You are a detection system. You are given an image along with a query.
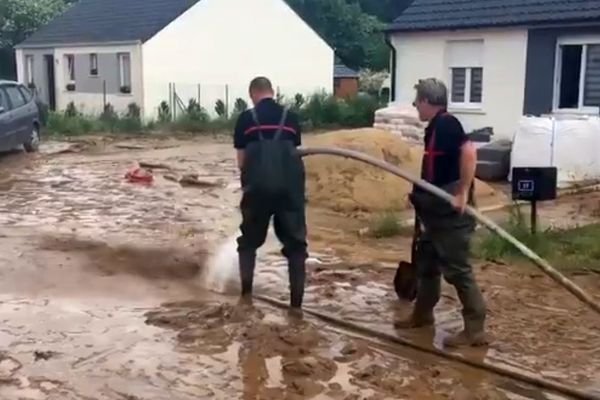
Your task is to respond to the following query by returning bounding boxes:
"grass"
[369,212,414,238]
[475,206,600,272]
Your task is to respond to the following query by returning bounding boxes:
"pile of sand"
[303,129,505,213]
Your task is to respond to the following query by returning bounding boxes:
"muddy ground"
[0,135,599,399]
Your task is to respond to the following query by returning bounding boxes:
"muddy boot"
[288,254,306,309]
[394,277,440,329]
[239,252,256,298]
[444,282,487,348]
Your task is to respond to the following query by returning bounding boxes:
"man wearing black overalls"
[233,77,307,312]
[395,78,487,347]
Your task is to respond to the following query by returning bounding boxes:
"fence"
[148,81,329,121]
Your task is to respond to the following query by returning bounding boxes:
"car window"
[18,85,33,103]
[0,89,9,112]
[4,85,27,110]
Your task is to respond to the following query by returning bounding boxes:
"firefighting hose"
[254,146,600,400]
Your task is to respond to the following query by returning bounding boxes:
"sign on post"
[511,167,558,234]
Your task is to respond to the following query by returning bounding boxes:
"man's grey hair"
[414,78,448,107]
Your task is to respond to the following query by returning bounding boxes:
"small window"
[0,89,9,112]
[118,52,131,93]
[65,54,75,83]
[4,85,27,109]
[90,53,98,76]
[25,55,34,85]
[450,67,483,106]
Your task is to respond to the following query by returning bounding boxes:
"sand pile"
[303,129,505,213]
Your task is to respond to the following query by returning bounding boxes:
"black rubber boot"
[444,281,487,348]
[238,252,256,297]
[288,254,306,309]
[394,276,440,329]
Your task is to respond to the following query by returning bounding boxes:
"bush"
[127,103,141,119]
[369,213,403,238]
[215,99,226,117]
[158,101,171,123]
[234,98,248,114]
[65,102,79,117]
[186,98,209,122]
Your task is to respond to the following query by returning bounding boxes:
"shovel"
[393,216,420,302]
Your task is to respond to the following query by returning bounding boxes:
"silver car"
[0,80,41,153]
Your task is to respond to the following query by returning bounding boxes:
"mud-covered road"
[0,136,599,399]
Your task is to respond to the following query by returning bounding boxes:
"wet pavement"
[0,137,599,399]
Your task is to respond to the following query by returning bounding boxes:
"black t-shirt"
[234,98,301,149]
[421,111,468,187]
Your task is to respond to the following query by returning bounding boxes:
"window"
[118,52,131,93]
[90,53,98,76]
[18,85,33,103]
[554,40,600,111]
[25,55,34,85]
[4,85,27,109]
[0,89,8,112]
[65,54,75,83]
[446,40,484,108]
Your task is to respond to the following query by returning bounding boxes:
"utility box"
[511,167,558,201]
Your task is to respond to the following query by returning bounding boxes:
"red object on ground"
[125,167,154,184]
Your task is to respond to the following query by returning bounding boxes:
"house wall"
[16,48,55,105]
[32,43,143,115]
[334,77,359,98]
[17,44,142,115]
[524,25,600,116]
[391,28,528,141]
[141,0,333,118]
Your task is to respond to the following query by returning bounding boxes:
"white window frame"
[25,55,34,85]
[65,54,75,83]
[449,67,483,110]
[90,53,98,76]
[553,36,600,114]
[117,52,131,89]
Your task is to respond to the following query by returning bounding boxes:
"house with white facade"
[15,0,333,119]
[386,0,600,141]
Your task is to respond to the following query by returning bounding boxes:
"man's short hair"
[249,77,273,93]
[414,78,448,107]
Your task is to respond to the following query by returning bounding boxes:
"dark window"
[451,68,466,103]
[470,67,483,103]
[90,53,98,76]
[584,44,600,108]
[4,85,27,110]
[558,45,582,109]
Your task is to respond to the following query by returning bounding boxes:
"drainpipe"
[384,33,397,103]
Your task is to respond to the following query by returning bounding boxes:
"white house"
[386,0,600,141]
[15,0,334,119]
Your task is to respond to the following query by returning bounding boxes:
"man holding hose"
[395,78,487,347]
[233,77,308,313]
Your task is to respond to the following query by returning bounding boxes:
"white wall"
[391,28,528,141]
[53,43,143,115]
[15,49,25,84]
[142,0,334,119]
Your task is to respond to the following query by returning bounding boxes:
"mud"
[0,136,599,399]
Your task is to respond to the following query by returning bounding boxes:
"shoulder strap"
[250,108,264,141]
[273,106,289,141]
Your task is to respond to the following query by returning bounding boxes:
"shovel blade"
[394,261,417,302]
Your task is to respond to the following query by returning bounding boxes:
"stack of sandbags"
[373,104,426,141]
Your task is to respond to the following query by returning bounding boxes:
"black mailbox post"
[511,167,558,234]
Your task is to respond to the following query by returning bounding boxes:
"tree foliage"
[0,0,67,48]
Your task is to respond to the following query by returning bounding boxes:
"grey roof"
[334,64,359,78]
[389,0,600,32]
[18,0,200,47]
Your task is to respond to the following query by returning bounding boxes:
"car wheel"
[24,124,40,153]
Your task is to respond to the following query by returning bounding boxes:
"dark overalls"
[409,111,486,337]
[233,98,308,308]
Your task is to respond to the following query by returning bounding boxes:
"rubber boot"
[288,254,306,310]
[238,252,256,298]
[443,282,488,347]
[394,276,440,329]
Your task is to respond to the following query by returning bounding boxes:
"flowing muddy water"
[0,136,598,399]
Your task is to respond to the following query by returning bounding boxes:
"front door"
[45,55,56,111]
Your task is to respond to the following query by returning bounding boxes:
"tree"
[286,0,389,70]
[0,0,68,79]
[353,0,414,22]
